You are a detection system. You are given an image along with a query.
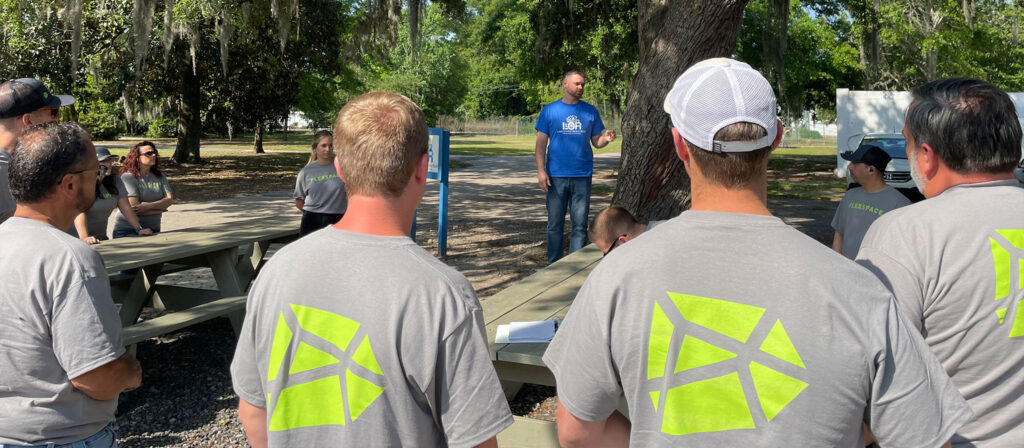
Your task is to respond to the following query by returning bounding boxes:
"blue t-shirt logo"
[535,100,604,177]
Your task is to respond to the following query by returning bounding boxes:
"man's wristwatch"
[135,226,144,233]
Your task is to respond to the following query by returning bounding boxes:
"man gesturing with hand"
[535,68,615,264]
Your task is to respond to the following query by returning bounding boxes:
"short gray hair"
[906,78,1022,174]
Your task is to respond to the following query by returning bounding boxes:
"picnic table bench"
[484,245,603,447]
[96,214,301,343]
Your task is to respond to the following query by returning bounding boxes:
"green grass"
[774,146,836,156]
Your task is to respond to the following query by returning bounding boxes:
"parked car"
[839,133,924,202]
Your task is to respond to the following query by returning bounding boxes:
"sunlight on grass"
[775,146,836,156]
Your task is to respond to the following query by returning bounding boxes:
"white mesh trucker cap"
[663,58,778,153]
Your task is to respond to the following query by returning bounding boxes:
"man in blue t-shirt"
[535,68,616,263]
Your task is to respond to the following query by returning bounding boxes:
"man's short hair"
[334,91,429,197]
[687,122,773,189]
[589,205,638,246]
[906,78,1022,174]
[563,68,585,81]
[10,122,92,203]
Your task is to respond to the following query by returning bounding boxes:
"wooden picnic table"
[484,245,602,447]
[95,214,301,335]
[483,245,603,388]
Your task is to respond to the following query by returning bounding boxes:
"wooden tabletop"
[483,245,602,367]
[95,214,301,272]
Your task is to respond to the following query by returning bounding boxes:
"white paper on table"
[495,324,511,344]
[494,320,558,344]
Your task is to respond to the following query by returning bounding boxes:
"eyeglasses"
[602,234,628,257]
[141,151,158,157]
[57,166,102,184]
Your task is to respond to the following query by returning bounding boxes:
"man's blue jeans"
[0,425,117,448]
[546,176,591,263]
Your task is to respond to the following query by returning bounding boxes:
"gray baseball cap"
[0,78,76,119]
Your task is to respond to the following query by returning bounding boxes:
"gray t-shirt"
[294,162,347,214]
[544,211,971,447]
[230,228,512,447]
[0,218,124,445]
[857,179,1024,447]
[831,186,911,259]
[67,178,125,239]
[0,148,14,224]
[114,171,171,231]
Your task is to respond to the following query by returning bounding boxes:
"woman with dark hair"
[294,130,347,236]
[68,146,153,243]
[112,141,174,238]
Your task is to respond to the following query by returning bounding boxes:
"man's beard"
[76,185,96,212]
[909,148,928,193]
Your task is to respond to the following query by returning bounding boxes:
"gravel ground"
[108,153,841,444]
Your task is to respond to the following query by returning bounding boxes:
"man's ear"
[333,156,345,181]
[672,128,690,165]
[918,142,941,179]
[771,118,783,151]
[413,152,429,184]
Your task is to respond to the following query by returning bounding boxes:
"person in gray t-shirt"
[0,78,76,224]
[231,92,512,447]
[68,146,153,243]
[0,123,141,447]
[544,58,971,448]
[858,78,1024,447]
[112,141,174,237]
[831,145,911,259]
[294,130,347,236]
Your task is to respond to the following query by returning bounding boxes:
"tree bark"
[173,49,202,164]
[253,121,265,153]
[409,0,420,47]
[613,0,749,221]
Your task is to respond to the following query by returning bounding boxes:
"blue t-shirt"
[535,99,604,177]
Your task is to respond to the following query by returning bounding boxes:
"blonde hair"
[589,206,638,247]
[334,91,428,197]
[687,122,773,189]
[308,130,333,165]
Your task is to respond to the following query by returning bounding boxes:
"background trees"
[2,0,1022,214]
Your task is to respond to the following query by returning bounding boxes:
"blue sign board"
[412,128,450,255]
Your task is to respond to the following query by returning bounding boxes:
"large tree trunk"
[253,121,265,153]
[613,0,749,221]
[173,51,202,164]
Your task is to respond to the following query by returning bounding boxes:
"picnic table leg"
[234,240,270,286]
[115,264,164,328]
[207,247,248,336]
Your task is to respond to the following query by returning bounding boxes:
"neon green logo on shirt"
[646,293,808,436]
[989,229,1024,338]
[265,304,385,431]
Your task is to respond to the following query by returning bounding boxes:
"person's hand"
[82,236,100,245]
[122,354,142,392]
[131,203,145,213]
[137,228,153,236]
[602,129,616,144]
[538,171,551,192]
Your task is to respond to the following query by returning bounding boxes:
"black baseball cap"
[0,78,76,119]
[95,146,113,162]
[841,145,891,171]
